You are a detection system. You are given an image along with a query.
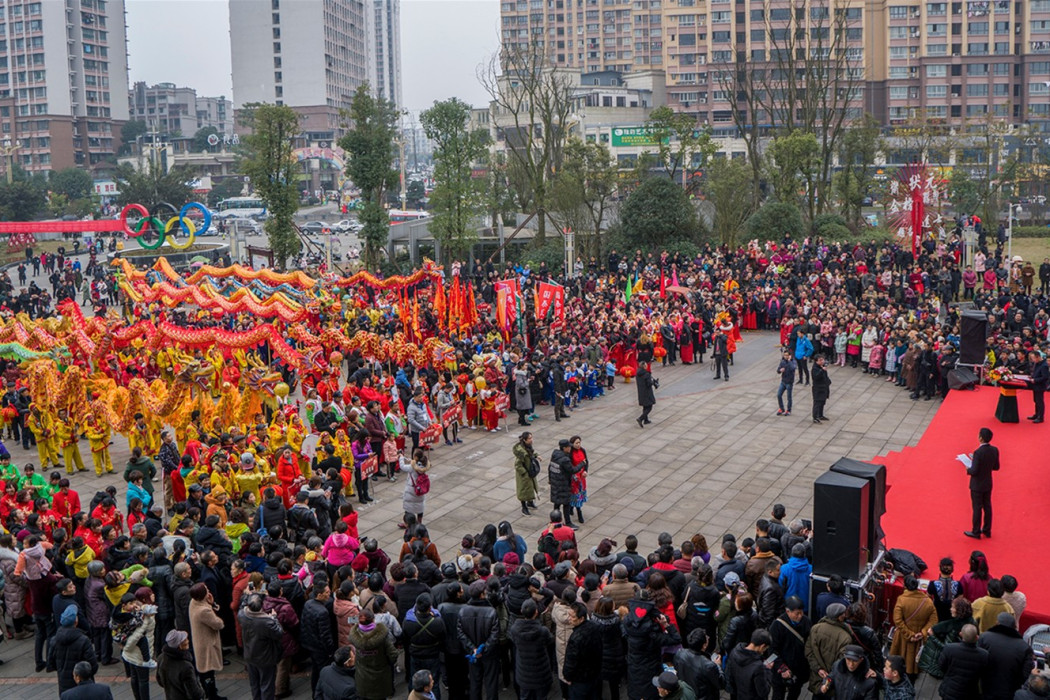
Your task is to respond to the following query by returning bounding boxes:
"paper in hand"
[956,454,972,469]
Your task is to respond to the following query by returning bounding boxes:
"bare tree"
[479,44,575,244]
[715,1,864,214]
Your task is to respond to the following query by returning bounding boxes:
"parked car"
[332,219,360,233]
[300,221,331,235]
[228,218,262,234]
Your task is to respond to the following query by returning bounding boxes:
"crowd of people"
[0,218,1046,700]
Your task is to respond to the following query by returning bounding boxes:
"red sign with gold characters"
[419,424,442,447]
[360,454,379,479]
[441,403,461,428]
[494,393,510,414]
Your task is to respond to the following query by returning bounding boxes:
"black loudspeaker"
[960,309,988,365]
[829,458,886,560]
[813,471,871,580]
[948,367,979,391]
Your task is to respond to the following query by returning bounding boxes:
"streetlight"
[1,139,21,184]
[1007,202,1023,264]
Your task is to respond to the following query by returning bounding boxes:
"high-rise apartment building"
[372,0,402,108]
[0,0,129,175]
[128,82,233,139]
[499,0,1050,132]
[230,0,372,140]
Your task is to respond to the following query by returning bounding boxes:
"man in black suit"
[1028,351,1049,423]
[965,427,999,539]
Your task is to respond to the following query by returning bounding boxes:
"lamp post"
[1,139,21,184]
[1007,202,1022,264]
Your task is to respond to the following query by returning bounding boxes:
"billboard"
[610,126,666,148]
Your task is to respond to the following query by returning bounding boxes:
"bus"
[388,209,428,224]
[216,197,267,219]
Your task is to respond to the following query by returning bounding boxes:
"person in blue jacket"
[795,333,814,386]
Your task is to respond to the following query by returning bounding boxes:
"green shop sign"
[610,127,666,148]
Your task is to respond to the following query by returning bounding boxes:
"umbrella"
[665,285,692,297]
[190,255,210,263]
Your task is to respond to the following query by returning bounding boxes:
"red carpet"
[872,388,1047,629]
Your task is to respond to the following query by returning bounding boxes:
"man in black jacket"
[548,440,582,529]
[171,562,193,633]
[301,583,336,693]
[395,563,431,623]
[726,628,772,700]
[636,363,657,426]
[810,355,831,424]
[551,357,570,421]
[768,596,810,700]
[59,661,113,700]
[508,598,555,700]
[673,629,724,700]
[439,583,470,700]
[238,594,285,700]
[313,403,337,436]
[965,426,999,539]
[757,560,785,628]
[286,491,320,542]
[314,646,357,700]
[563,602,603,699]
[827,645,878,700]
[457,580,500,700]
[938,624,989,700]
[977,612,1035,700]
[51,605,97,695]
[402,592,446,693]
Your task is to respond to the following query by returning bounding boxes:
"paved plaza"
[0,320,944,698]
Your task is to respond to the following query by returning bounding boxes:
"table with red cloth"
[995,376,1031,423]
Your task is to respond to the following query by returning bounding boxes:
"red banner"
[441,403,461,427]
[551,285,565,328]
[360,454,378,479]
[419,423,442,447]
[536,281,556,322]
[494,392,509,414]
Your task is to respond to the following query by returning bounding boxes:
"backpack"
[413,472,431,496]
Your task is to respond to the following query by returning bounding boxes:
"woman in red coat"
[276,446,301,508]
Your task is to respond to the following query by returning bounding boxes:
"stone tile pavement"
[0,330,942,698]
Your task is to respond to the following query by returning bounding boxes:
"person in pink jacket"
[322,520,360,579]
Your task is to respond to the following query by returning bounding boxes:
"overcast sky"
[125,0,499,114]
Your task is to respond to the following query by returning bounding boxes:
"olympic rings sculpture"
[119,202,211,250]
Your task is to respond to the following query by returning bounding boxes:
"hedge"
[1012,226,1050,239]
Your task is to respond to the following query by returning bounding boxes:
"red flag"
[660,269,666,299]
[468,283,479,328]
[434,280,446,332]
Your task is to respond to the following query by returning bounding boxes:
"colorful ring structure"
[118,201,212,249]
[164,216,196,250]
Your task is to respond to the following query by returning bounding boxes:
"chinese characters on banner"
[535,281,566,328]
[360,454,379,479]
[495,279,522,339]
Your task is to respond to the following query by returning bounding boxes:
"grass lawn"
[1008,236,1050,263]
[0,239,69,267]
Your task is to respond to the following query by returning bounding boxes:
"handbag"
[526,455,541,478]
[676,585,691,619]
